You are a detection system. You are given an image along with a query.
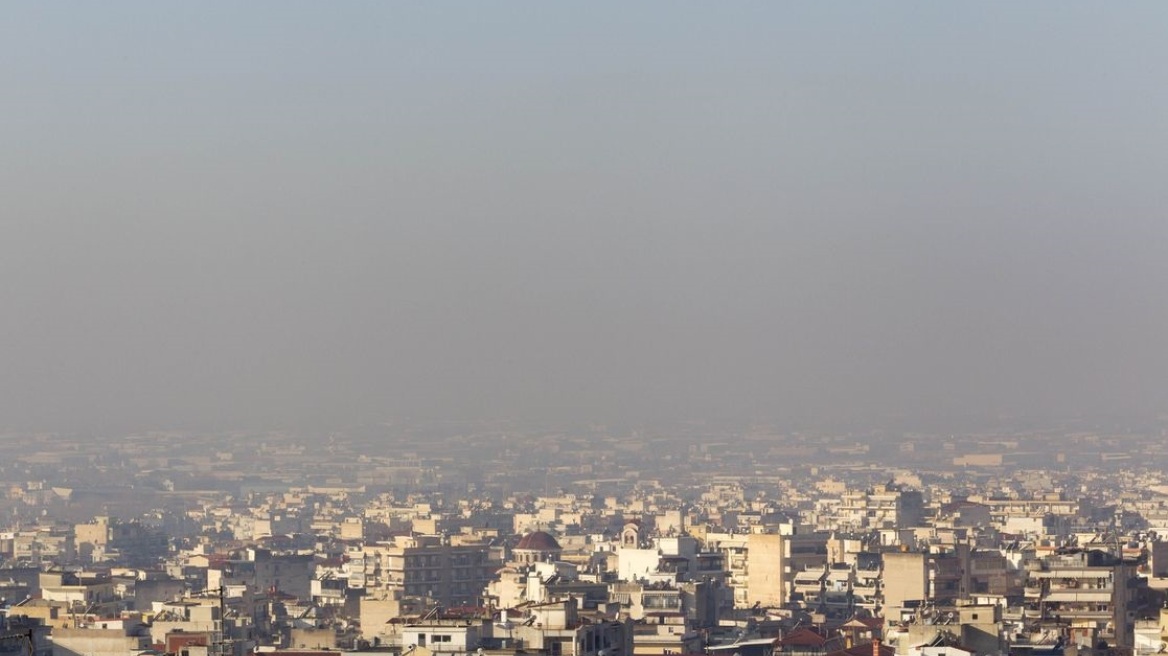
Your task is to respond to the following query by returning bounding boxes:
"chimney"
[872,638,881,656]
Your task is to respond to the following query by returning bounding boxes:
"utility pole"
[218,582,229,656]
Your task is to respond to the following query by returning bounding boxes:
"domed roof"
[515,530,562,552]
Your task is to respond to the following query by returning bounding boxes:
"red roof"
[827,643,895,656]
[781,628,829,647]
[840,616,883,630]
[515,531,561,551]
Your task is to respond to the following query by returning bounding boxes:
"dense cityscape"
[1,421,1166,656]
[7,4,1168,656]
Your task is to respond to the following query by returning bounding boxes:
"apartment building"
[362,534,499,607]
[837,485,925,531]
[1023,548,1141,649]
[745,529,829,608]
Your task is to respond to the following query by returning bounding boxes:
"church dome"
[515,530,562,552]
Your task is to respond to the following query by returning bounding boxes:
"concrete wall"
[51,628,148,656]
[745,534,784,607]
[882,551,927,618]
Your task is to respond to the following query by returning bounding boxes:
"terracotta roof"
[826,643,895,656]
[515,531,561,551]
[780,628,829,647]
[840,617,883,630]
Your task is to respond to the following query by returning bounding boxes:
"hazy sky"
[3,3,1167,433]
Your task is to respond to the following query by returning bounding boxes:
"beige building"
[1024,549,1139,650]
[745,530,828,608]
[51,628,150,656]
[362,534,499,607]
[885,605,1004,656]
[881,551,927,620]
[836,484,924,531]
[511,599,634,656]
[882,547,971,620]
[358,591,424,642]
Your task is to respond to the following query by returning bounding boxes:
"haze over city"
[3,3,1167,433]
[10,8,1168,656]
